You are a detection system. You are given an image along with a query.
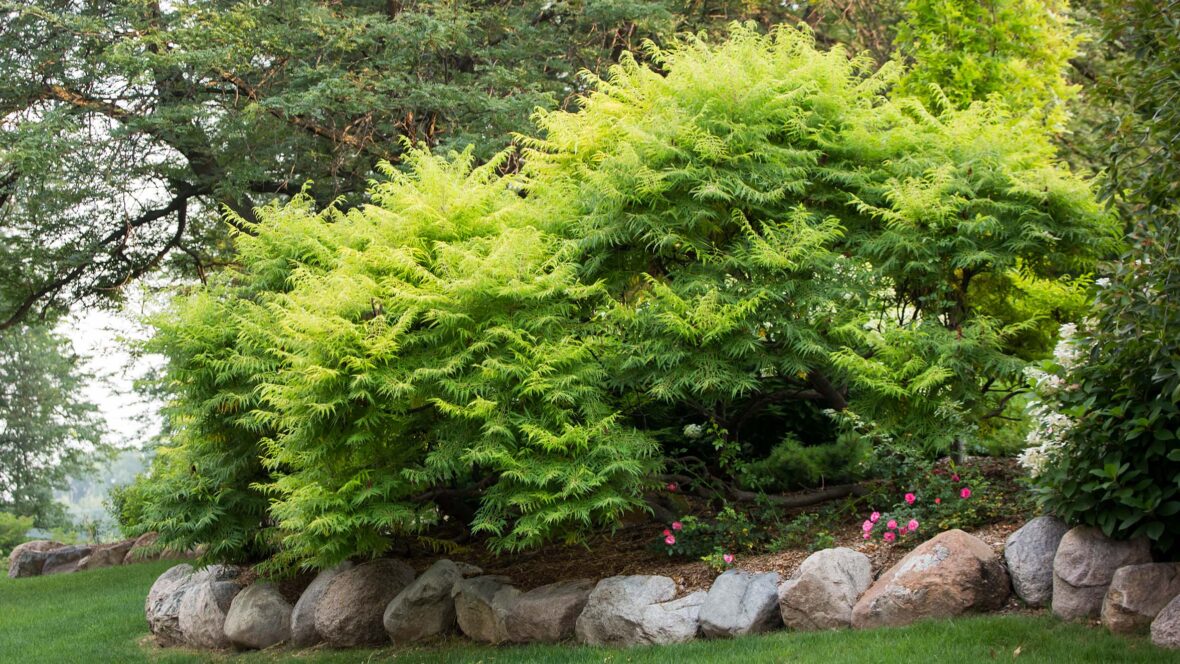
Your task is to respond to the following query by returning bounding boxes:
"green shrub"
[0,512,33,555]
[1023,227,1180,554]
[136,25,1112,570]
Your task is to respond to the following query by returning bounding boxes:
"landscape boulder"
[1052,526,1152,621]
[289,562,352,647]
[699,570,781,637]
[224,583,293,649]
[40,544,92,575]
[383,559,465,643]
[453,575,521,643]
[575,575,707,646]
[779,547,872,631]
[851,529,1009,629]
[1152,594,1180,649]
[504,578,595,643]
[1004,516,1069,607]
[77,539,136,572]
[6,540,63,578]
[145,564,196,646]
[1101,563,1180,634]
[124,532,163,563]
[176,565,244,649]
[314,559,415,648]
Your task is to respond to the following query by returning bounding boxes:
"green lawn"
[1,560,1177,664]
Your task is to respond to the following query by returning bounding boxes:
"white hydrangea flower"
[683,423,704,439]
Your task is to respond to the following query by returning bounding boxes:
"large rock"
[314,559,415,648]
[6,540,63,578]
[780,547,872,631]
[1152,594,1180,649]
[1004,516,1069,607]
[224,583,293,649]
[504,579,595,643]
[145,564,196,646]
[1101,563,1180,635]
[124,532,163,563]
[1052,526,1152,621]
[699,570,781,637]
[289,562,352,647]
[41,544,93,575]
[77,539,136,572]
[176,565,244,649]
[575,575,707,646]
[851,529,1009,629]
[453,575,521,643]
[383,560,464,643]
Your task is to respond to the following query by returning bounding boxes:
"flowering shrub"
[1023,231,1180,554]
[657,506,769,560]
[861,465,1000,542]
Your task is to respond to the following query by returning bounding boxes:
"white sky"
[58,294,164,451]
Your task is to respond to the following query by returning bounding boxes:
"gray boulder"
[176,565,243,649]
[77,539,136,572]
[453,575,521,643]
[699,570,781,637]
[780,547,873,631]
[852,529,1009,629]
[314,559,415,648]
[1101,563,1180,634]
[145,564,196,646]
[41,544,93,575]
[575,575,706,646]
[1004,516,1069,607]
[224,583,293,649]
[6,540,63,578]
[383,559,464,643]
[504,579,595,643]
[1052,526,1152,621]
[289,562,352,647]
[1152,594,1180,649]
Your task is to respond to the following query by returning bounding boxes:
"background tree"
[0,0,811,329]
[892,0,1079,123]
[0,324,106,527]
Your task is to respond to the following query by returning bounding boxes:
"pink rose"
[898,526,908,535]
[886,519,898,530]
[870,511,880,523]
[663,529,671,537]
[908,519,919,531]
[883,531,896,543]
[665,534,676,545]
[862,520,873,532]
[671,521,683,531]
[863,532,871,540]
[960,487,972,499]
[667,482,679,492]
[951,473,960,482]
[935,498,941,504]
[723,553,734,564]
[904,492,916,505]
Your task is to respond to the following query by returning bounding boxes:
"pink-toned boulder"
[851,529,1009,629]
[1101,563,1180,634]
[77,539,136,571]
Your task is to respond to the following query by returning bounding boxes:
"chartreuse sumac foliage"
[136,25,1113,570]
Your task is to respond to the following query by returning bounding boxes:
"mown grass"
[1,560,1177,664]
